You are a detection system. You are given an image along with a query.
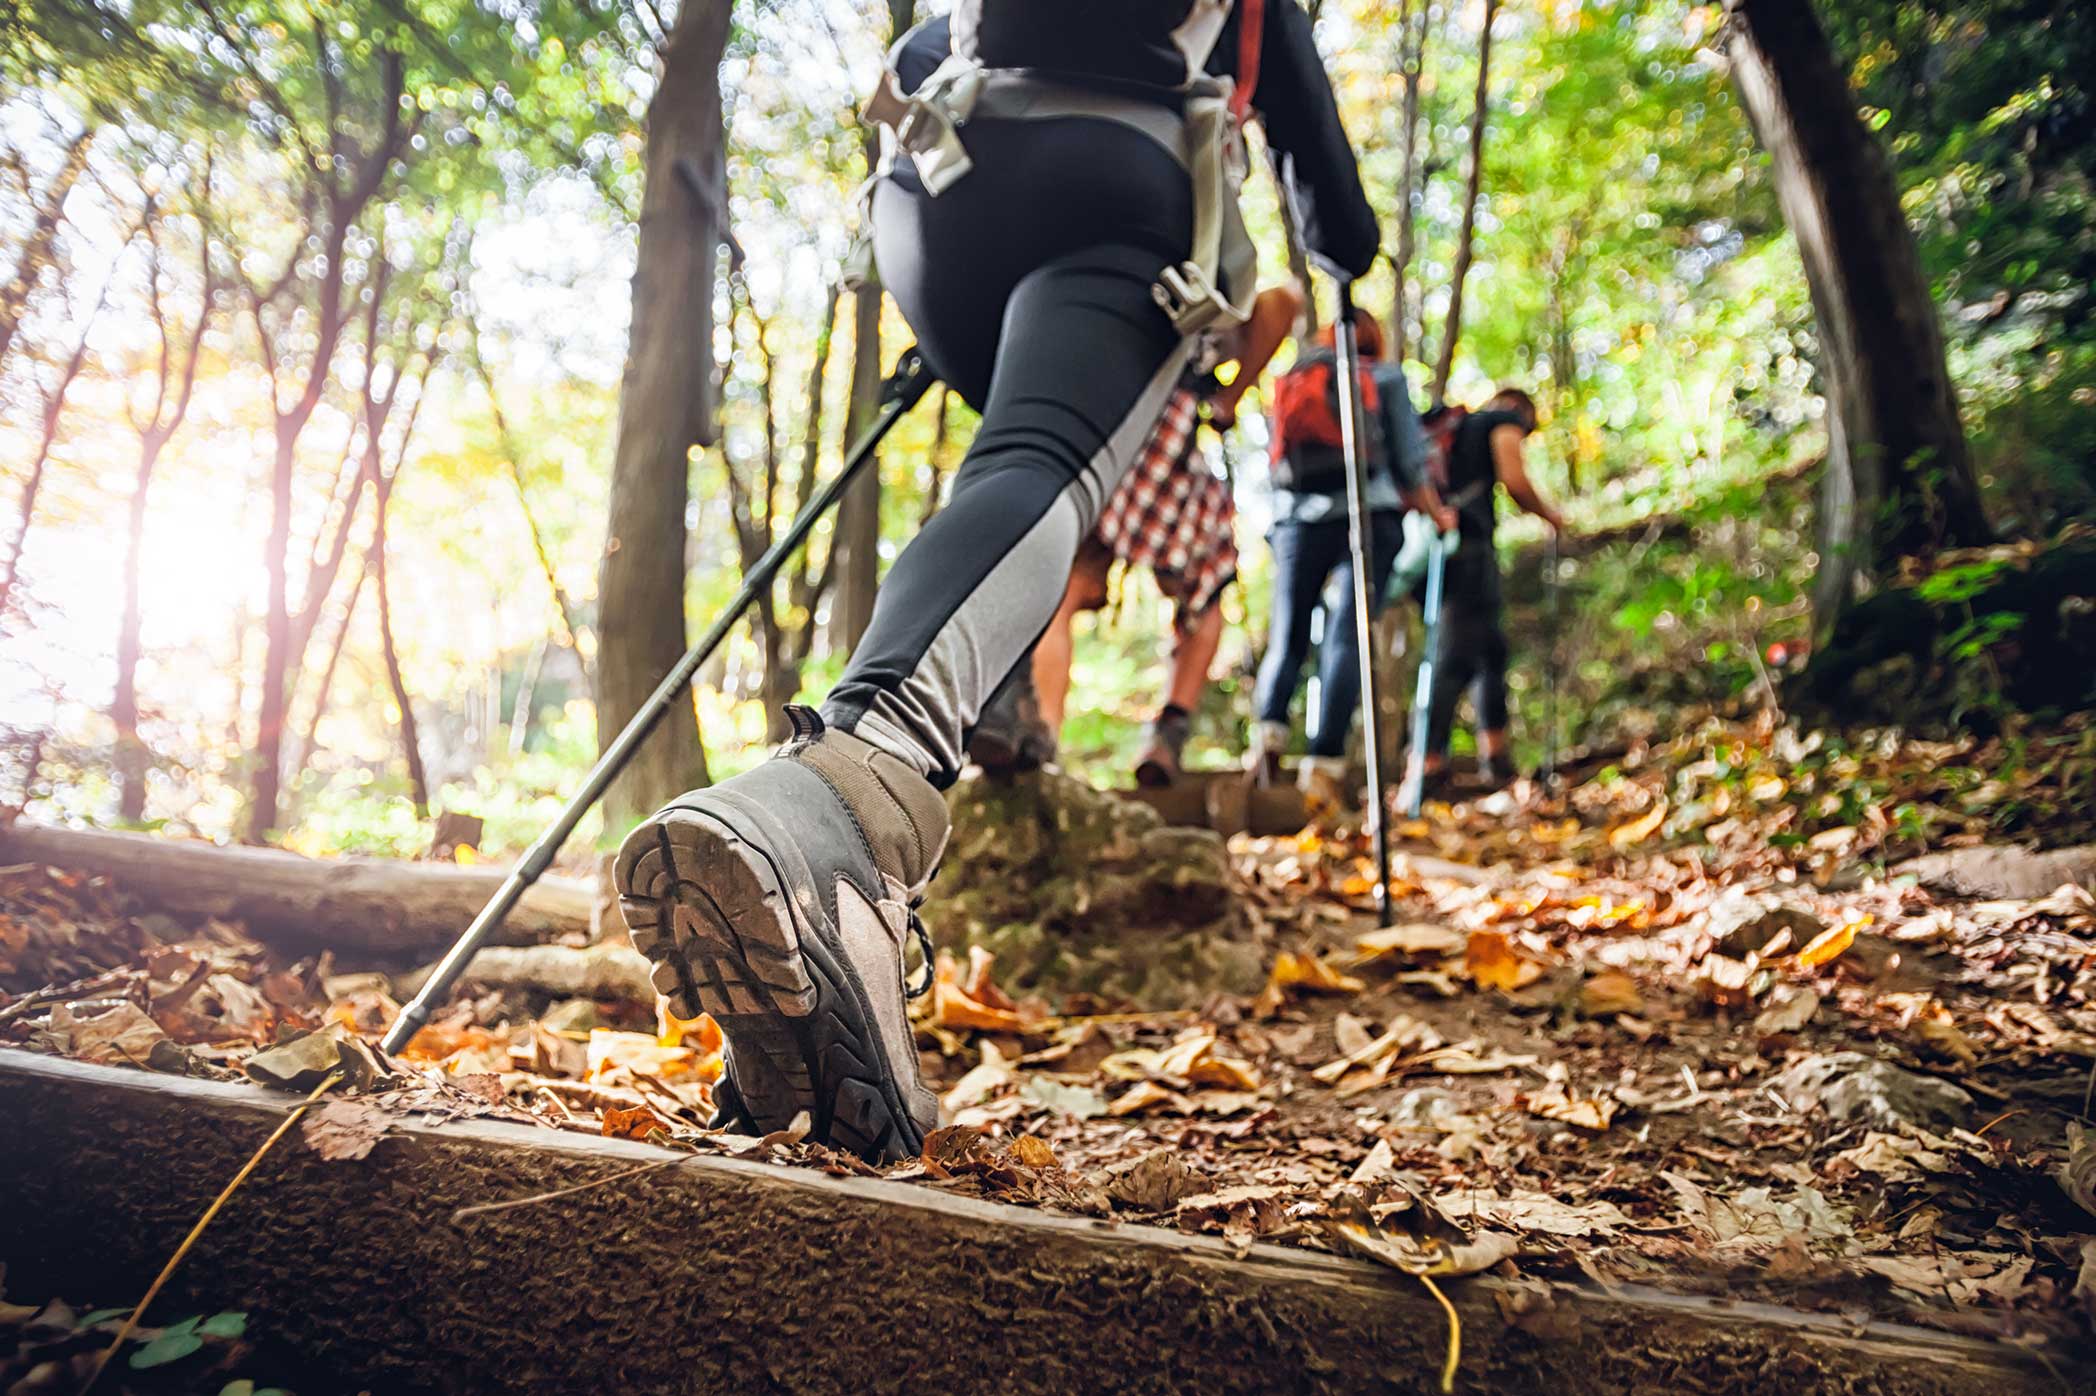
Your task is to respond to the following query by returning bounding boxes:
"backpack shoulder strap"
[1229,0,1265,125]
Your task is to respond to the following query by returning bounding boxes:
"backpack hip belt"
[865,59,1258,339]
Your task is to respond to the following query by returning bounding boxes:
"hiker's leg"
[1252,519,1338,745]
[1033,539,1112,733]
[1208,281,1304,429]
[1165,602,1224,712]
[618,114,1190,1162]
[822,246,1190,783]
[1308,511,1401,759]
[1472,563,1512,779]
[1426,540,1499,766]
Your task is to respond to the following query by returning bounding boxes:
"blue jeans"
[1253,512,1402,758]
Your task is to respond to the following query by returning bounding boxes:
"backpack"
[1267,348,1381,493]
[1418,402,1469,493]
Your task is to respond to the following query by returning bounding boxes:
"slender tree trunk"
[1430,0,1498,402]
[830,274,884,650]
[595,0,732,834]
[373,481,430,816]
[1389,0,1427,364]
[248,425,300,842]
[509,634,549,757]
[0,297,104,621]
[0,129,91,371]
[829,0,915,653]
[112,435,167,821]
[1722,0,1988,624]
[291,547,371,774]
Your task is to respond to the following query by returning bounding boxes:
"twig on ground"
[1418,1271,1460,1394]
[82,1069,343,1392]
[451,1156,683,1223]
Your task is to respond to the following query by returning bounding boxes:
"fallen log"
[0,1050,2068,1396]
[391,942,654,1002]
[0,823,593,956]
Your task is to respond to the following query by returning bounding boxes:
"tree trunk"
[830,277,885,651]
[1430,0,1498,402]
[0,284,108,620]
[112,436,167,822]
[594,0,732,836]
[1389,0,1427,365]
[828,0,914,653]
[0,128,91,371]
[0,822,593,953]
[1721,0,1989,624]
[373,481,430,817]
[290,546,371,775]
[247,425,300,842]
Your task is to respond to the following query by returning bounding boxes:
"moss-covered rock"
[921,770,1262,1008]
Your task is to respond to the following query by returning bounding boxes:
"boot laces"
[903,905,936,1000]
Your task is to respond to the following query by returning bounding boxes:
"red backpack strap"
[1230,0,1265,125]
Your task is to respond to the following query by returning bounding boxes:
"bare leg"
[1164,603,1224,713]
[1206,282,1305,428]
[1032,541,1112,734]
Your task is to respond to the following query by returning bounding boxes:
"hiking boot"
[1133,707,1192,788]
[1298,756,1350,820]
[614,706,949,1162]
[1244,719,1289,787]
[968,663,1057,774]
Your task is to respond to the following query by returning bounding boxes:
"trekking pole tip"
[380,998,432,1056]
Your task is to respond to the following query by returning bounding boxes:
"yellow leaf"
[1465,931,1542,992]
[1608,799,1669,852]
[1795,920,1859,969]
[1009,1134,1059,1169]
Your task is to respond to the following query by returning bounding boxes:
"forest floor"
[3,711,2094,1385]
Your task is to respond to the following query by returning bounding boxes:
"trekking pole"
[1542,528,1561,794]
[1331,281,1392,926]
[1404,529,1451,819]
[382,347,935,1055]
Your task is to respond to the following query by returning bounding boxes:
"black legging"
[819,117,1194,786]
[1424,537,1510,754]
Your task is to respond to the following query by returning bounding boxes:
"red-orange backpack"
[1267,348,1381,493]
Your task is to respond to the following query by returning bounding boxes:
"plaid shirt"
[1094,385,1238,626]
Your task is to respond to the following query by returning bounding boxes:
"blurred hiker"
[1249,311,1455,813]
[971,282,1305,788]
[615,0,1378,1162]
[1398,386,1564,807]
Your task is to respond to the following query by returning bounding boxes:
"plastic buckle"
[1152,263,1227,335]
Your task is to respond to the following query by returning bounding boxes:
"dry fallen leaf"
[45,1000,166,1066]
[1578,970,1644,1019]
[601,1104,670,1140]
[1009,1134,1058,1170]
[1607,799,1668,852]
[1753,986,1820,1036]
[1252,949,1365,1016]
[1526,1084,1618,1132]
[1796,919,1860,970]
[1465,930,1543,992]
[1099,1147,1204,1211]
[1352,923,1467,965]
[301,1098,392,1161]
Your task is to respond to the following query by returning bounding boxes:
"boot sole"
[614,807,926,1163]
